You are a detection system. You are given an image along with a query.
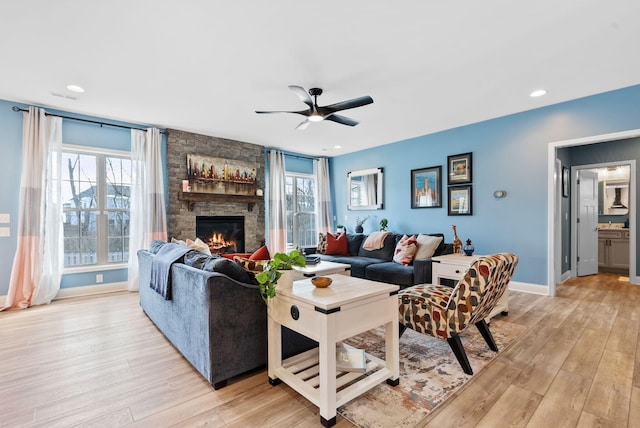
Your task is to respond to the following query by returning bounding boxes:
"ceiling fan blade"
[288,85,314,109]
[324,95,373,113]
[295,119,310,130]
[255,109,310,116]
[325,114,359,127]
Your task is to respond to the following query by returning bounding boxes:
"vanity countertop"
[597,223,629,230]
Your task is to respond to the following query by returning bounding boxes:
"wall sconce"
[493,190,507,198]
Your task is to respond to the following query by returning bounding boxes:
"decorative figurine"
[463,239,475,256]
[452,225,462,255]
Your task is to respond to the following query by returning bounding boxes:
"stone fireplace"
[166,129,265,252]
[196,216,245,254]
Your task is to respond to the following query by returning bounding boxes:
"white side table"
[267,275,399,427]
[431,254,509,319]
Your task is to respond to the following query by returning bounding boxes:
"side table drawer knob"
[290,305,300,320]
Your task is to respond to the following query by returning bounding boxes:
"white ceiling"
[1,1,639,156]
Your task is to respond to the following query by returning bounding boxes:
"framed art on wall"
[411,166,442,208]
[448,185,472,215]
[447,152,472,185]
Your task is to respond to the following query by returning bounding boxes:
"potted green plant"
[256,249,306,304]
[336,224,345,234]
[379,218,388,231]
[355,215,369,233]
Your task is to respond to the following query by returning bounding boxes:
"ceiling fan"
[255,85,373,130]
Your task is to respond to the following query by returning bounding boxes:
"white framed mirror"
[347,167,383,210]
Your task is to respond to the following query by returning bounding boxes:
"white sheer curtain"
[268,150,287,253]
[314,157,333,234]
[3,107,63,310]
[127,128,167,291]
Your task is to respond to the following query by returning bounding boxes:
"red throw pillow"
[249,245,271,260]
[325,232,349,256]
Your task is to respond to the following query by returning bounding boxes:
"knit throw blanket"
[362,231,391,250]
[150,243,192,300]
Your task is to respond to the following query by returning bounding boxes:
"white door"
[577,170,599,276]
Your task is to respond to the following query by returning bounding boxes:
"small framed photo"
[447,152,472,185]
[562,167,569,198]
[448,185,472,216]
[411,166,442,208]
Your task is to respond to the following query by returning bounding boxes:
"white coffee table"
[432,254,508,319]
[267,275,399,427]
[293,260,350,279]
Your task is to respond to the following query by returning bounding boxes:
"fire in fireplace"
[196,216,244,254]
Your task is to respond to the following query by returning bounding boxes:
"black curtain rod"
[282,152,321,161]
[12,106,165,134]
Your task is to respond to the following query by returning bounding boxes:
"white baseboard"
[0,282,129,307]
[560,270,573,283]
[509,280,550,296]
[54,282,130,300]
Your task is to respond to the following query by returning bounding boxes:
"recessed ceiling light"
[334,145,342,149]
[66,84,85,93]
[530,89,548,98]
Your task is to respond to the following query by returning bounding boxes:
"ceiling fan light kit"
[256,85,373,130]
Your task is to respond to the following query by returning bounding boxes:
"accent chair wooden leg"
[446,335,473,375]
[475,319,499,352]
[399,323,407,338]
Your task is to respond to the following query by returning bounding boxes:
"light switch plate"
[0,227,10,237]
[0,213,9,223]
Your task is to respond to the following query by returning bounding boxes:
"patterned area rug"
[338,319,527,428]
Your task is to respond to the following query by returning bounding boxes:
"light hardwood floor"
[1,273,638,427]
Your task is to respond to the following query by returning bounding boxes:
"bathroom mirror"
[594,165,630,216]
[348,167,383,210]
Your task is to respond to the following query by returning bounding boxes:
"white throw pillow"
[414,234,443,259]
[185,237,212,255]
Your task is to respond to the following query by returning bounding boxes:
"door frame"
[571,162,634,278]
[548,129,640,296]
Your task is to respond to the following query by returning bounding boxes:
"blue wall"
[330,84,640,287]
[0,99,166,295]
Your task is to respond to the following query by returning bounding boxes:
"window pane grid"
[62,150,130,267]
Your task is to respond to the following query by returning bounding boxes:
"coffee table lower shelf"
[270,347,397,410]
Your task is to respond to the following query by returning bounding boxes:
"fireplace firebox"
[196,216,244,254]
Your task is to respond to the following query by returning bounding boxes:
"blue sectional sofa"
[138,243,315,390]
[312,233,453,289]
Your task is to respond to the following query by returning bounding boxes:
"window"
[285,173,317,249]
[61,148,131,267]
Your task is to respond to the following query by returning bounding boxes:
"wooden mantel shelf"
[177,191,263,212]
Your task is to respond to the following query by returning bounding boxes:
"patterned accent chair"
[398,253,518,375]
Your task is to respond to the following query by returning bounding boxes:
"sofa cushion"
[414,234,443,259]
[249,245,270,260]
[357,233,397,261]
[184,251,252,283]
[346,233,365,256]
[188,238,212,255]
[327,256,386,278]
[317,233,327,254]
[366,262,415,288]
[207,258,253,283]
[183,250,219,269]
[234,256,268,273]
[393,235,418,265]
[325,232,349,256]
